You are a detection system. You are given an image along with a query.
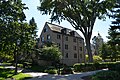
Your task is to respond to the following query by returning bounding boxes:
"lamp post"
[15,39,20,75]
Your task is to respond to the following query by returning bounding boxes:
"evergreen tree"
[99,43,111,61]
[108,1,120,61]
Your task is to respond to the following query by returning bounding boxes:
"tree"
[0,0,27,74]
[24,17,38,64]
[38,0,115,62]
[0,0,37,74]
[108,3,120,44]
[40,45,62,63]
[99,43,110,61]
[16,18,37,63]
[107,1,120,61]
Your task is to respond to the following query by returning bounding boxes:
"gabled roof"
[46,22,83,39]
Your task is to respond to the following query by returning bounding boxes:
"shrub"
[99,62,108,69]
[18,64,23,68]
[61,67,73,75]
[44,69,57,74]
[115,64,120,74]
[44,66,57,74]
[93,55,103,63]
[92,71,120,80]
[86,55,102,63]
[73,63,85,72]
[73,62,120,72]
[85,63,96,71]
[107,62,117,71]
[28,65,47,72]
[73,63,96,72]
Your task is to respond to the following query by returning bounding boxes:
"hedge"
[92,71,120,80]
[73,62,120,72]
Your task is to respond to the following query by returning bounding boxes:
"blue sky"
[22,0,112,42]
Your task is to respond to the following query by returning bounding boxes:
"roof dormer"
[61,28,67,34]
[70,31,75,36]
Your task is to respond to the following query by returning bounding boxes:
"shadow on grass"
[0,68,32,80]
[0,68,14,78]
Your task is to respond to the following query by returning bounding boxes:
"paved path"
[25,69,107,80]
[0,63,24,72]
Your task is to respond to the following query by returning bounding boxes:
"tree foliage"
[99,42,120,61]
[107,1,120,61]
[108,2,120,45]
[0,0,37,74]
[85,55,102,63]
[99,43,110,61]
[0,0,37,60]
[38,0,115,62]
[40,45,62,62]
[19,17,38,61]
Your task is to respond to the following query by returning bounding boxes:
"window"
[47,35,50,40]
[74,53,77,58]
[65,36,68,41]
[73,46,76,50]
[80,54,82,58]
[44,28,48,32]
[57,43,61,49]
[65,44,68,50]
[80,47,82,51]
[79,39,82,43]
[41,36,44,42]
[65,53,68,58]
[57,34,61,39]
[73,37,76,42]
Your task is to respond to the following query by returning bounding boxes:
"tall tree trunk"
[85,36,93,62]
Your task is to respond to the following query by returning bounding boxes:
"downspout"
[62,33,64,64]
[77,37,80,63]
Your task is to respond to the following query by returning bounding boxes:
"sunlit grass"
[0,66,4,68]
[12,73,32,80]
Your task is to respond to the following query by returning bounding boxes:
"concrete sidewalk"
[25,69,107,80]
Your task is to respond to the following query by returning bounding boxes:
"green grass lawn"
[0,66,4,68]
[12,73,32,80]
[0,66,32,80]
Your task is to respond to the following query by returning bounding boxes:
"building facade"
[38,22,85,66]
